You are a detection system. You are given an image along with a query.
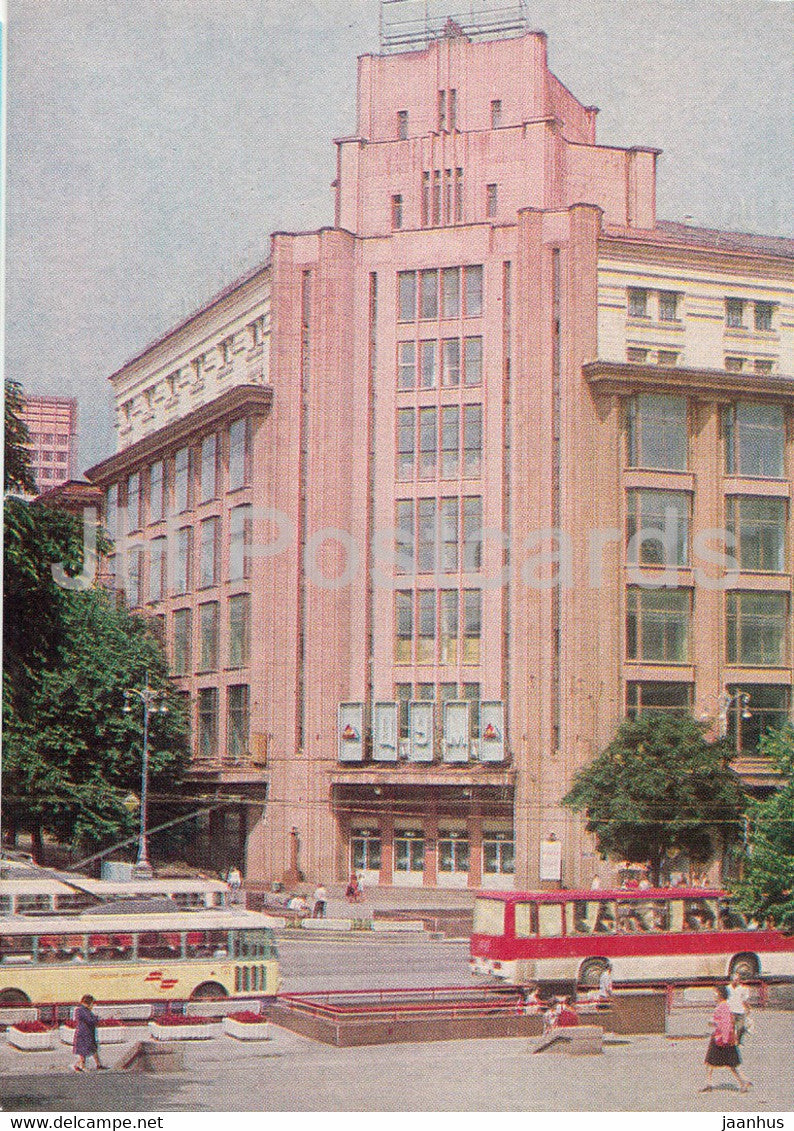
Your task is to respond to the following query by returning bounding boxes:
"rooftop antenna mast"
[380,0,529,53]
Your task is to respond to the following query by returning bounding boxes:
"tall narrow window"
[755,302,773,331]
[172,608,192,676]
[397,110,409,140]
[441,406,460,478]
[626,394,687,470]
[486,184,498,219]
[420,270,438,319]
[105,485,118,541]
[626,588,690,662]
[418,408,437,479]
[464,266,483,317]
[463,590,482,664]
[440,590,458,663]
[228,594,251,668]
[228,419,249,491]
[432,171,441,226]
[464,336,483,385]
[454,168,463,222]
[173,527,192,595]
[126,546,142,607]
[149,461,164,523]
[199,602,219,671]
[417,591,436,664]
[174,447,191,513]
[398,271,417,322]
[440,498,459,573]
[395,591,413,663]
[127,473,141,532]
[448,89,457,130]
[227,685,250,762]
[726,298,744,328]
[417,498,437,573]
[149,537,166,602]
[421,172,430,227]
[659,291,678,321]
[443,170,452,224]
[442,268,460,319]
[420,340,437,389]
[438,89,447,132]
[391,194,403,230]
[398,341,417,390]
[200,434,218,502]
[725,496,786,572]
[442,338,460,386]
[198,688,219,760]
[490,99,502,128]
[397,408,416,480]
[396,501,414,575]
[229,504,252,581]
[626,490,689,566]
[463,405,483,477]
[462,496,483,571]
[199,517,219,587]
[628,288,648,318]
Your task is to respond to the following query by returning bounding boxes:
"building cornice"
[584,360,794,401]
[86,384,272,485]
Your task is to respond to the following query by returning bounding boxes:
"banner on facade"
[373,701,399,762]
[409,701,435,762]
[540,837,562,881]
[338,702,365,763]
[443,701,470,763]
[479,701,505,762]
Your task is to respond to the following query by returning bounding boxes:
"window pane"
[229,505,251,581]
[463,337,482,385]
[726,591,788,666]
[398,272,416,322]
[173,608,192,676]
[198,688,219,759]
[200,435,218,502]
[464,266,483,317]
[441,406,459,478]
[395,591,413,663]
[199,603,220,671]
[397,408,416,480]
[440,590,458,664]
[730,496,786,572]
[149,462,164,523]
[200,518,219,586]
[440,498,458,572]
[127,473,141,531]
[627,489,689,566]
[419,270,438,319]
[420,341,437,389]
[463,405,482,477]
[462,496,483,571]
[227,685,250,761]
[417,498,436,573]
[627,588,690,662]
[418,407,437,479]
[417,591,435,663]
[630,395,687,470]
[396,500,415,575]
[228,594,251,668]
[737,403,784,478]
[398,341,416,390]
[228,419,248,491]
[626,681,692,718]
[442,338,460,387]
[173,527,191,595]
[463,590,482,664]
[442,268,460,318]
[175,448,190,513]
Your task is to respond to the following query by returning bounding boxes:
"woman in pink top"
[701,985,751,1093]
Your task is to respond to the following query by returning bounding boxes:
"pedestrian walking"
[597,960,613,1001]
[727,970,752,1044]
[226,866,243,904]
[72,995,106,1073]
[701,985,751,1093]
[312,883,327,918]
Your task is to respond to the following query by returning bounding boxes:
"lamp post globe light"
[123,674,168,879]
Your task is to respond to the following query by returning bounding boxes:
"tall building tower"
[20,395,78,495]
[87,17,794,888]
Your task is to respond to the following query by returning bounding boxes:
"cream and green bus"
[0,909,280,1005]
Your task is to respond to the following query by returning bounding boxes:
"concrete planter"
[223,1016,270,1041]
[7,1026,56,1051]
[148,1019,223,1041]
[59,1024,130,1046]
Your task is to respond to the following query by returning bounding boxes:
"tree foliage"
[4,379,36,494]
[3,588,188,857]
[736,726,794,932]
[563,713,747,884]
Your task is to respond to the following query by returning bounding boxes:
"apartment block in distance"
[87,10,794,890]
[21,395,78,494]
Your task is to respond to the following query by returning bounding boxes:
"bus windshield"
[473,898,505,936]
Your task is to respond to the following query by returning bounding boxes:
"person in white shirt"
[598,961,614,1001]
[312,884,327,919]
[726,971,752,1043]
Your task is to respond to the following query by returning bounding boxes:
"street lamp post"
[717,690,752,740]
[123,675,168,879]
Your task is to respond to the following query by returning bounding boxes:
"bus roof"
[0,909,279,935]
[475,888,727,902]
[77,878,228,894]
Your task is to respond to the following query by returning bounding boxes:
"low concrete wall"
[301,918,353,931]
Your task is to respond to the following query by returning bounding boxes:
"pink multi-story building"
[20,395,78,495]
[87,23,794,889]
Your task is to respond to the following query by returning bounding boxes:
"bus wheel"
[579,959,608,988]
[0,989,31,1005]
[190,982,228,1001]
[729,954,759,980]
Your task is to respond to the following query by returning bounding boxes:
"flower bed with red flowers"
[154,1013,213,1026]
[62,1018,125,1029]
[11,1021,52,1034]
[227,1011,263,1024]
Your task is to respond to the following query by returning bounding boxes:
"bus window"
[137,931,182,960]
[235,928,273,959]
[172,892,205,909]
[55,894,93,913]
[684,899,717,931]
[669,900,684,931]
[183,929,229,959]
[635,900,668,931]
[718,900,747,930]
[0,935,35,964]
[514,902,537,938]
[0,896,12,915]
[17,894,52,913]
[570,900,613,934]
[537,903,563,938]
[617,900,648,932]
[473,898,505,937]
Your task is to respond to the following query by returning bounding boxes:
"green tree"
[737,725,794,932]
[563,713,747,884]
[3,587,188,860]
[4,379,36,494]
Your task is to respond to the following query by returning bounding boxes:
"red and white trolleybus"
[470,888,794,986]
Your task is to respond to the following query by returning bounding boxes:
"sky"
[5,0,793,474]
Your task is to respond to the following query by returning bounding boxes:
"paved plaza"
[1,936,792,1112]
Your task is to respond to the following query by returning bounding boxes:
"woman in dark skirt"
[701,984,751,1092]
[72,994,106,1072]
